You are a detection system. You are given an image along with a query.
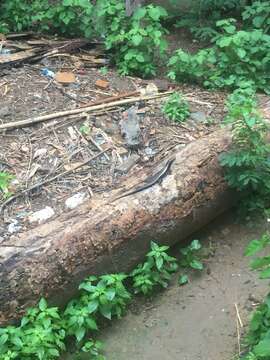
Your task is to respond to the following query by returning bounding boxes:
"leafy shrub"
[131,241,178,295]
[241,233,270,359]
[219,86,270,213]
[0,0,94,37]
[95,1,168,77]
[168,19,270,93]
[242,1,270,34]
[162,92,190,122]
[173,0,245,41]
[78,274,131,320]
[0,298,65,360]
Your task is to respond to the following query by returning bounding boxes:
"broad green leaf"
[250,256,270,270]
[190,240,202,251]
[0,334,8,346]
[190,260,203,270]
[131,34,142,46]
[179,275,189,285]
[254,339,270,356]
[75,327,86,342]
[38,298,47,311]
[88,300,99,313]
[260,267,270,279]
[100,305,112,320]
[106,288,116,301]
[245,239,266,256]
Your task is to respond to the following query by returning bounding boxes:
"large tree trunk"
[0,128,234,325]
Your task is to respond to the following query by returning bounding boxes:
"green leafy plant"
[131,241,178,295]
[0,171,14,198]
[0,298,65,360]
[173,0,245,41]
[240,233,270,359]
[178,240,204,285]
[219,87,270,213]
[80,339,105,359]
[168,19,270,93]
[179,240,204,270]
[0,0,94,37]
[95,1,168,77]
[79,274,131,320]
[162,92,190,122]
[245,232,270,279]
[242,1,270,34]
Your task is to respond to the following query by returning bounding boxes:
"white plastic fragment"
[29,206,55,224]
[65,192,87,210]
[8,219,21,234]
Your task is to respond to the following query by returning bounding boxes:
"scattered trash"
[116,154,140,173]
[0,49,11,55]
[55,71,76,85]
[65,192,87,210]
[120,106,142,149]
[41,68,55,79]
[144,147,156,158]
[68,126,78,141]
[95,79,109,89]
[28,206,55,224]
[8,219,21,234]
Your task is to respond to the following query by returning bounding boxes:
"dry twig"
[0,92,173,131]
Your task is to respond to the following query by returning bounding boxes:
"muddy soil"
[93,213,269,360]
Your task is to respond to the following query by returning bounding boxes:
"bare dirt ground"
[93,213,269,360]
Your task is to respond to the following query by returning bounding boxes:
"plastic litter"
[29,206,55,224]
[41,68,55,79]
[0,48,11,55]
[65,192,87,210]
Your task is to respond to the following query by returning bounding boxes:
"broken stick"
[0,92,173,131]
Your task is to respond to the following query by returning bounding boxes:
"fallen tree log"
[0,128,234,325]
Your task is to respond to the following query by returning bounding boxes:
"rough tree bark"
[0,128,235,325]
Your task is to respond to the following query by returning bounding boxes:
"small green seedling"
[179,240,204,285]
[99,67,109,75]
[79,124,91,136]
[0,171,14,198]
[80,339,105,359]
[162,92,190,122]
[131,241,178,295]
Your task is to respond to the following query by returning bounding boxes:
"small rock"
[104,122,119,135]
[21,145,29,153]
[190,111,207,123]
[119,106,142,149]
[95,79,109,89]
[8,220,21,234]
[154,79,170,91]
[221,227,231,237]
[116,154,140,173]
[0,105,11,118]
[140,83,158,96]
[65,192,87,210]
[29,206,55,224]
